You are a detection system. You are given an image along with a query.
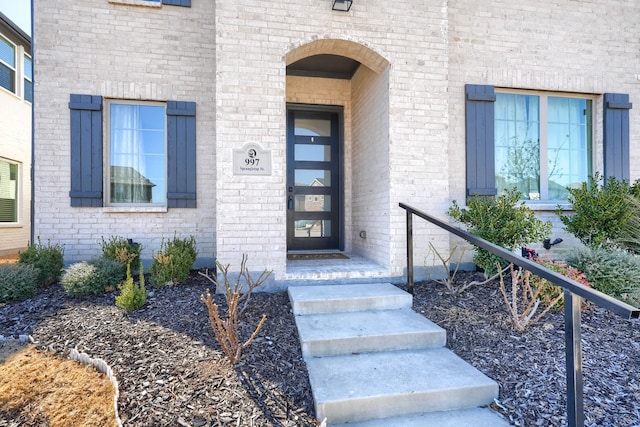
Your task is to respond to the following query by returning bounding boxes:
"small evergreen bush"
[448,188,551,276]
[115,261,147,311]
[0,264,39,303]
[568,246,640,299]
[101,236,142,266]
[18,238,64,286]
[150,235,197,286]
[557,173,640,248]
[61,258,125,297]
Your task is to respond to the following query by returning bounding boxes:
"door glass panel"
[295,169,331,187]
[295,118,331,137]
[294,220,332,237]
[295,144,331,162]
[295,195,331,212]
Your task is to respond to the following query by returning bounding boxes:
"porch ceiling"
[286,54,361,80]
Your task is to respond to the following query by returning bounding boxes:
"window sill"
[0,223,22,228]
[108,0,161,8]
[524,201,572,211]
[103,206,168,213]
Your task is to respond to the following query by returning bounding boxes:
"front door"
[287,107,343,251]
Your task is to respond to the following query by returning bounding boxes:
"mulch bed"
[1,270,639,426]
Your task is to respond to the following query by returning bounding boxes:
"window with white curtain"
[495,91,592,201]
[107,101,166,205]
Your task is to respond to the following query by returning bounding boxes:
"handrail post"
[565,290,585,427]
[406,210,414,295]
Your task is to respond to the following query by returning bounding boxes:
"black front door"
[287,107,342,251]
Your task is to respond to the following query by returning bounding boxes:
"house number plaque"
[233,143,272,175]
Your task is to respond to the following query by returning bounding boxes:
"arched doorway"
[285,39,391,264]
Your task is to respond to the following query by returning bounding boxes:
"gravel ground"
[1,270,640,426]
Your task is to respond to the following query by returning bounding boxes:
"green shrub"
[557,173,640,248]
[61,258,125,297]
[150,235,197,286]
[101,236,142,266]
[115,262,147,312]
[568,246,640,299]
[448,188,551,276]
[18,238,64,286]
[0,264,39,303]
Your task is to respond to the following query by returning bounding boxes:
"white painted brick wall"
[34,0,640,278]
[33,0,216,264]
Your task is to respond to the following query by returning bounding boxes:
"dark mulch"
[1,270,639,426]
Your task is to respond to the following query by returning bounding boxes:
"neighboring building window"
[0,35,16,93]
[107,101,167,205]
[494,92,592,201]
[23,55,32,103]
[0,159,18,222]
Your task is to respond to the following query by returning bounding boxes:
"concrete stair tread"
[307,347,498,423]
[288,283,411,314]
[329,407,510,427]
[296,309,446,357]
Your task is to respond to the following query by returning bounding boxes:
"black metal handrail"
[399,202,640,427]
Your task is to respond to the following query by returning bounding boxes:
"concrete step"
[288,282,412,315]
[295,308,446,357]
[330,407,510,427]
[306,347,499,424]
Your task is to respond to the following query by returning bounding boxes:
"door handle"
[288,196,294,210]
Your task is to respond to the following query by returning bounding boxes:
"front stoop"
[288,283,510,426]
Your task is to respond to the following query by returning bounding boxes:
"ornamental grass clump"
[200,254,271,365]
[0,264,39,303]
[18,237,64,286]
[448,188,551,277]
[150,235,197,286]
[568,246,640,302]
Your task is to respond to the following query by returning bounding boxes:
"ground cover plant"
[0,263,39,303]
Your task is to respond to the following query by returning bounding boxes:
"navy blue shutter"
[162,0,191,6]
[68,94,103,207]
[465,84,497,197]
[603,93,632,183]
[166,101,197,208]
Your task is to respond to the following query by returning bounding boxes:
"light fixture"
[332,0,352,12]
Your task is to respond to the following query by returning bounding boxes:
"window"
[0,35,16,93]
[465,85,631,202]
[107,101,167,205]
[68,94,197,208]
[494,92,592,200]
[0,159,18,223]
[23,55,32,103]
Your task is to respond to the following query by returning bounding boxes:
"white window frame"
[495,89,596,203]
[104,99,168,208]
[0,157,20,224]
[23,53,32,103]
[0,34,16,95]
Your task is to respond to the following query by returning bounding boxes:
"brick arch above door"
[285,38,389,75]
